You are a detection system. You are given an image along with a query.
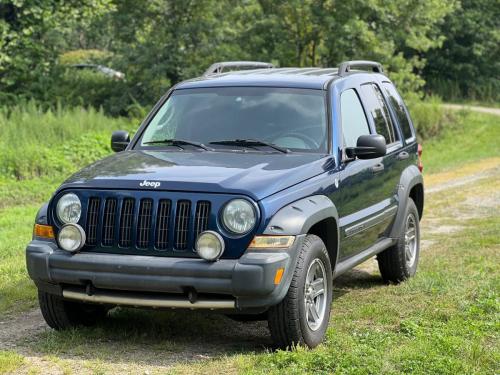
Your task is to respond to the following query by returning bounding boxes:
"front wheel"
[267,234,332,349]
[38,290,108,330]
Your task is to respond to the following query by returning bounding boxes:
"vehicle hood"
[60,150,333,200]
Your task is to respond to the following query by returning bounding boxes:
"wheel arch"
[263,195,340,271]
[389,165,424,238]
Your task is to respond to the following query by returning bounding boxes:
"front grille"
[102,199,117,246]
[119,198,135,247]
[155,200,171,250]
[86,198,100,246]
[84,195,213,253]
[194,201,210,239]
[174,200,191,250]
[137,199,153,249]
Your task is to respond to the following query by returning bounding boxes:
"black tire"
[377,198,420,283]
[38,290,108,330]
[267,234,333,349]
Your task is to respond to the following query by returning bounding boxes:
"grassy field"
[0,106,498,374]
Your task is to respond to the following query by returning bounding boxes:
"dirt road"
[442,103,500,116]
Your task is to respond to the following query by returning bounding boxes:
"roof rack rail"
[203,61,274,76]
[338,60,384,76]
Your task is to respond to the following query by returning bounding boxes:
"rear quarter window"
[382,82,415,141]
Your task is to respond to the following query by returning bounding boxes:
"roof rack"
[203,61,274,76]
[338,60,384,76]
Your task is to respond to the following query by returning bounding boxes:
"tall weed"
[406,97,452,140]
[0,103,134,180]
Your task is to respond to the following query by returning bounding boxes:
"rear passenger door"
[381,81,417,176]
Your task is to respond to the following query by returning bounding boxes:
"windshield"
[138,87,328,153]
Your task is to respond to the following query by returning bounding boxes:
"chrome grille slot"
[194,201,211,240]
[102,198,117,246]
[137,199,153,249]
[86,198,100,246]
[155,200,171,250]
[119,198,134,247]
[175,200,191,250]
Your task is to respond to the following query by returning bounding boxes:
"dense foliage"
[423,0,500,102]
[0,0,496,114]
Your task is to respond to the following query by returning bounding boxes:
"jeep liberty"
[27,60,424,348]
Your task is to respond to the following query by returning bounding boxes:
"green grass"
[0,104,132,313]
[422,110,500,174]
[0,205,40,313]
[0,351,24,374]
[0,102,133,180]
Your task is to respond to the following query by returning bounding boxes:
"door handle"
[397,151,409,160]
[371,163,385,173]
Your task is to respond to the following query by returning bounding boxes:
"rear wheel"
[38,290,108,330]
[267,234,332,349]
[377,198,420,283]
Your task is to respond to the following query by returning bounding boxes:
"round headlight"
[58,224,86,252]
[196,231,225,261]
[56,193,81,224]
[221,199,256,235]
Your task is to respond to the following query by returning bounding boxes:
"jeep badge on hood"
[139,180,161,188]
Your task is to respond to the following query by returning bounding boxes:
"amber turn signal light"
[274,268,285,285]
[34,224,54,239]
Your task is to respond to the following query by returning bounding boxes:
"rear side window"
[382,82,414,140]
[360,83,400,145]
[340,89,370,148]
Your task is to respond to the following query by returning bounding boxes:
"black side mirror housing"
[346,134,386,160]
[111,130,130,152]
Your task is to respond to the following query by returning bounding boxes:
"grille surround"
[81,193,216,253]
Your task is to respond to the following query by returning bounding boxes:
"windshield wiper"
[143,138,212,151]
[209,139,290,154]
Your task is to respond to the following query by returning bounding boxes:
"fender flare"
[35,203,49,225]
[389,165,424,238]
[263,194,340,266]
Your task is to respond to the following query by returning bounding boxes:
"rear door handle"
[397,151,409,160]
[371,163,385,173]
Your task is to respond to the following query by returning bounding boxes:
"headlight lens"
[58,224,86,252]
[196,231,225,261]
[56,193,81,224]
[222,199,256,234]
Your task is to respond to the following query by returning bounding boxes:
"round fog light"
[58,224,86,252]
[196,231,225,261]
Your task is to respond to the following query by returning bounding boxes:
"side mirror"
[346,134,386,160]
[111,130,130,152]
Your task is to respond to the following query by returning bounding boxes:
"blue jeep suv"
[27,61,424,349]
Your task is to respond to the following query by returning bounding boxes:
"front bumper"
[26,236,304,310]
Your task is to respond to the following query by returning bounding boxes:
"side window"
[382,82,414,140]
[359,83,400,144]
[340,89,370,148]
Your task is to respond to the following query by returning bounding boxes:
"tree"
[0,0,112,95]
[423,0,500,101]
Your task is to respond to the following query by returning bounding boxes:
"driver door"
[336,88,388,259]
